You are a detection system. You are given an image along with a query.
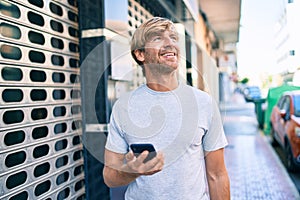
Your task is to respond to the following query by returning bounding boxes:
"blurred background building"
[274,0,300,85]
[0,0,241,199]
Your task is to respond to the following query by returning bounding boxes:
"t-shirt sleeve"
[202,97,228,151]
[105,104,129,154]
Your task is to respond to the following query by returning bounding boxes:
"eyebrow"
[146,32,162,41]
[147,30,178,39]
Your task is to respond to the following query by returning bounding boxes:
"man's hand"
[103,149,164,187]
[122,150,164,176]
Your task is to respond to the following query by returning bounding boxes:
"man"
[103,17,230,200]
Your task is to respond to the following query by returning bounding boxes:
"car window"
[278,95,290,110]
[277,96,286,109]
[281,96,291,120]
[293,95,300,117]
[283,96,290,111]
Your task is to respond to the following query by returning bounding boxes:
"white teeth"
[162,53,175,56]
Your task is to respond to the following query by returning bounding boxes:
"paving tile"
[225,134,300,199]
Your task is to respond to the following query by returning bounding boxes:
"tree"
[240,77,249,84]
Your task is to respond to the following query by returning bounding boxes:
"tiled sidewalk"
[225,134,300,200]
[222,93,300,199]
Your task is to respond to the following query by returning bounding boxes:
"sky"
[237,0,282,85]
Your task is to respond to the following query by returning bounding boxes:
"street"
[220,94,300,199]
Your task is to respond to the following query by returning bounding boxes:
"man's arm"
[103,149,164,188]
[205,148,230,200]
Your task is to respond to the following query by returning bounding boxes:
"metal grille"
[128,0,152,35]
[0,0,84,199]
[127,0,153,88]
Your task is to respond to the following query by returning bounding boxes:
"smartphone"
[130,143,157,163]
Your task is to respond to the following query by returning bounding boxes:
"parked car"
[263,84,300,135]
[243,86,261,102]
[270,90,300,171]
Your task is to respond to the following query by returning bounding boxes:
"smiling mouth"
[160,52,176,57]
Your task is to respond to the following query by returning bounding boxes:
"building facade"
[0,0,239,199]
[274,0,300,84]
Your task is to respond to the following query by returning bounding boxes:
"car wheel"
[285,143,297,172]
[270,127,279,146]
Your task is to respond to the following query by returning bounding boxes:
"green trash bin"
[254,98,266,129]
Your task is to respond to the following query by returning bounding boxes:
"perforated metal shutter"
[0,0,85,199]
[127,0,153,88]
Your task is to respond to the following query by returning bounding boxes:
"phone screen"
[130,143,157,163]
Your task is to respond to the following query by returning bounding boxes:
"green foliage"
[240,77,249,84]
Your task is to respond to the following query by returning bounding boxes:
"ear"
[134,49,145,63]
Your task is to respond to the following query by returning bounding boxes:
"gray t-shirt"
[105,83,228,200]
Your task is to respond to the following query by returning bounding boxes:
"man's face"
[142,29,180,74]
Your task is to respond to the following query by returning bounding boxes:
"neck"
[145,71,179,91]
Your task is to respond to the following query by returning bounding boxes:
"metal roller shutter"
[0,0,85,199]
[127,0,153,88]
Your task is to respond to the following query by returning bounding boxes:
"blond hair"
[130,17,178,65]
